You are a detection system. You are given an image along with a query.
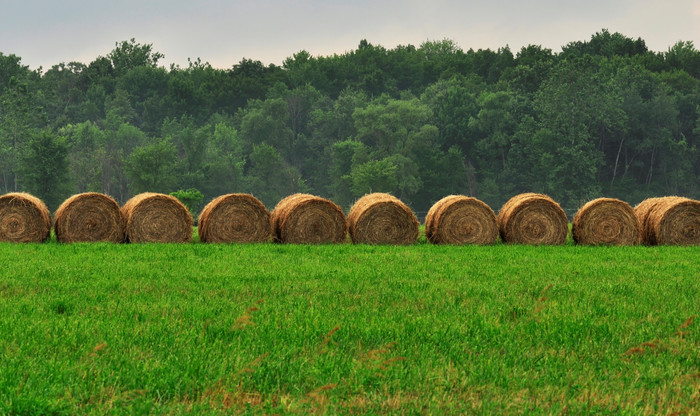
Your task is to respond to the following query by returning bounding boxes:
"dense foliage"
[1,30,698,215]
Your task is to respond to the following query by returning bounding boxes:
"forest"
[0,30,698,217]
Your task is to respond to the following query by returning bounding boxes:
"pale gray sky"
[1,0,699,70]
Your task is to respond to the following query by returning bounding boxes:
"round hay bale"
[198,193,271,243]
[636,196,700,245]
[121,192,193,243]
[347,193,419,245]
[633,197,667,245]
[425,195,498,245]
[572,198,640,245]
[0,192,51,243]
[497,193,568,245]
[271,193,346,244]
[54,193,125,243]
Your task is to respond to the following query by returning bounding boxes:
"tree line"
[1,30,698,216]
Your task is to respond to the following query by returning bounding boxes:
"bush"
[169,188,204,220]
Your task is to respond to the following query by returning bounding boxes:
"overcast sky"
[1,0,699,70]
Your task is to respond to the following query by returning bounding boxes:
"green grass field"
[0,239,698,415]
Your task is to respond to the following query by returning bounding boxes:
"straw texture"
[121,192,193,243]
[347,193,419,245]
[271,193,346,244]
[497,193,568,245]
[572,198,640,245]
[54,193,125,243]
[635,196,700,245]
[198,193,271,243]
[0,192,51,243]
[425,195,498,244]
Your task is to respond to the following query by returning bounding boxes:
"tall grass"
[0,242,698,414]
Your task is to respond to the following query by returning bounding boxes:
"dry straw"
[633,197,664,245]
[347,193,419,245]
[497,193,568,245]
[54,192,125,243]
[634,196,700,245]
[198,193,271,243]
[121,192,193,243]
[425,195,498,245]
[572,198,640,245]
[0,192,51,243]
[271,193,346,244]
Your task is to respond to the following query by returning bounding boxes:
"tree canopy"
[1,30,698,215]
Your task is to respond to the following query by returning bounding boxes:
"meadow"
[0,239,698,415]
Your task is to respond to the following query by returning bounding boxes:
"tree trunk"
[464,159,477,196]
[609,136,624,191]
[646,146,656,189]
